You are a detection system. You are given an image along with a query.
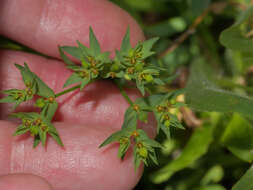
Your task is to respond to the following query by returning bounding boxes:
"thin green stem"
[114,80,134,106]
[55,85,80,98]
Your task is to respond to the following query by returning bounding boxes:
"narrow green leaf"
[120,27,131,53]
[118,140,130,159]
[63,73,82,88]
[15,63,35,86]
[41,101,58,121]
[136,80,145,96]
[61,46,82,60]
[13,125,30,136]
[80,78,90,90]
[151,124,214,183]
[142,37,159,59]
[34,75,55,98]
[17,63,55,98]
[77,41,90,57]
[232,165,253,190]
[137,130,162,148]
[59,46,75,66]
[99,130,124,148]
[0,95,17,103]
[89,27,101,56]
[121,108,138,130]
[38,128,47,146]
[49,131,64,147]
[160,124,171,139]
[33,135,41,148]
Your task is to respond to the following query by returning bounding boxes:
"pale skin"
[0,0,157,190]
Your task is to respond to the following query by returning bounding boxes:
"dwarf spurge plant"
[0,27,185,170]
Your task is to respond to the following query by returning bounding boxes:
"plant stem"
[55,85,80,98]
[114,80,134,106]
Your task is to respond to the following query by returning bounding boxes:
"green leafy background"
[2,0,253,189]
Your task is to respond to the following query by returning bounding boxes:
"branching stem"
[114,80,134,106]
[55,85,80,98]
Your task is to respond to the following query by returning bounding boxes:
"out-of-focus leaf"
[145,17,186,37]
[185,59,253,119]
[194,185,226,190]
[151,124,214,183]
[124,0,166,12]
[221,114,253,162]
[191,0,211,16]
[232,165,253,190]
[220,6,253,53]
[201,165,224,185]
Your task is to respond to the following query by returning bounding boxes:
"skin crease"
[0,0,156,190]
[0,174,53,190]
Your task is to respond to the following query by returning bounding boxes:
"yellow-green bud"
[111,63,120,71]
[124,74,131,81]
[144,74,153,83]
[30,126,39,136]
[138,147,148,158]
[164,120,170,127]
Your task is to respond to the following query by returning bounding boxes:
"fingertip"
[0,0,145,58]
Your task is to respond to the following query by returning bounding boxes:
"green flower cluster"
[0,64,62,147]
[0,27,185,170]
[59,27,163,95]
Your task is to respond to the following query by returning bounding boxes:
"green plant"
[0,27,185,170]
[3,1,253,189]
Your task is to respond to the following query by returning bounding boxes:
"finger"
[0,50,157,138]
[0,0,144,58]
[0,120,142,190]
[0,173,53,190]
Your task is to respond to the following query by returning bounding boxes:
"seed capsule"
[79,71,87,78]
[27,89,33,96]
[35,118,42,126]
[92,69,99,75]
[109,72,116,78]
[132,130,139,137]
[137,142,143,148]
[48,96,55,103]
[133,104,140,112]
[156,105,166,113]
[127,67,134,74]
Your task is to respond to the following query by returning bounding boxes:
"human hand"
[0,0,156,189]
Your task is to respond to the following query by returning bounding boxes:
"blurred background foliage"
[109,0,253,189]
[2,0,253,189]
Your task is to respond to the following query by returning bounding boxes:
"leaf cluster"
[0,63,62,147]
[0,27,185,170]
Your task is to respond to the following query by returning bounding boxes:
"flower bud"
[30,125,39,136]
[35,98,46,108]
[124,74,131,81]
[144,74,154,83]
[138,147,148,158]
